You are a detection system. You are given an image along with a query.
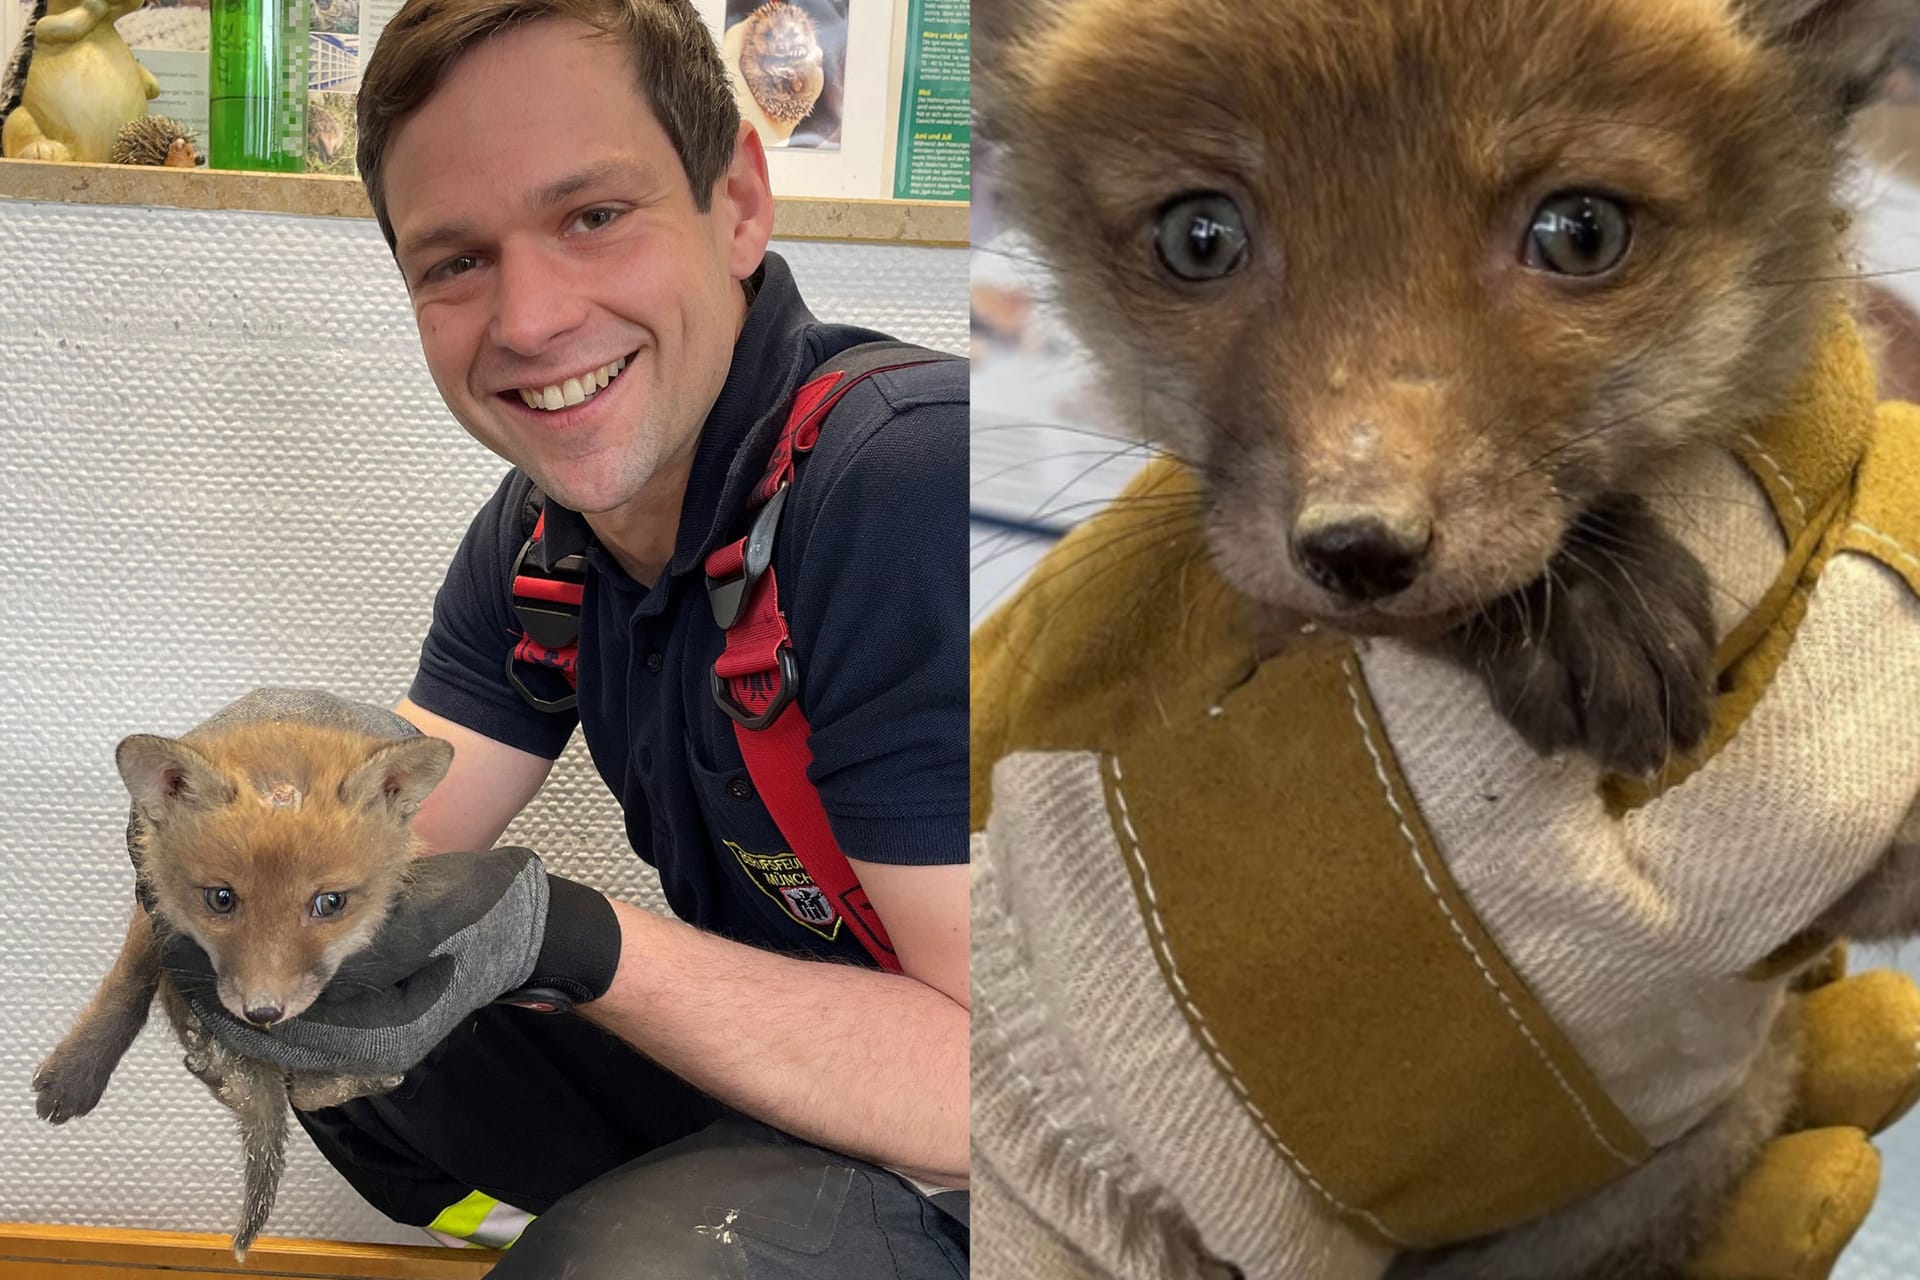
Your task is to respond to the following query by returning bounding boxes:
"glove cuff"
[527,873,621,1006]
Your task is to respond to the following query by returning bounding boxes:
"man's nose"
[488,248,587,357]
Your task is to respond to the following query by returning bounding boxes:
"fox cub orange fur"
[976,0,1920,1275]
[32,698,452,1258]
[979,0,1920,780]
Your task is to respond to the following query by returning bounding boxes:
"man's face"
[384,19,765,516]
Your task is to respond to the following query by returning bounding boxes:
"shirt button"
[645,652,663,673]
[726,777,753,801]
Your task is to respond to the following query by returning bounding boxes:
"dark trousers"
[297,1006,968,1277]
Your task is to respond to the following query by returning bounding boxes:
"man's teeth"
[518,356,627,411]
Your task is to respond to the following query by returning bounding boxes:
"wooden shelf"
[0,158,969,246]
[0,1222,495,1279]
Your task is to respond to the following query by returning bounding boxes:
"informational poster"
[890,0,965,200]
[119,0,212,153]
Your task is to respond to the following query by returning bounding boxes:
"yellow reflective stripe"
[427,1191,498,1240]
[426,1191,536,1250]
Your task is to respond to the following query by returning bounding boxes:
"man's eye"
[426,254,480,283]
[572,207,621,233]
[311,892,347,919]
[204,886,236,914]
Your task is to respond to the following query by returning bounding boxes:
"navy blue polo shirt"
[407,252,967,965]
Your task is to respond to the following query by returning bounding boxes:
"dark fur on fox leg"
[160,983,288,1260]
[1442,494,1717,777]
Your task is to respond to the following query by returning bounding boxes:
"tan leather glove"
[1688,955,1920,1280]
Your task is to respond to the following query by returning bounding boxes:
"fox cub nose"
[244,1004,285,1026]
[1292,508,1432,602]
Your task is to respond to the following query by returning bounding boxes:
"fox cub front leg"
[34,905,162,1123]
[1444,493,1717,778]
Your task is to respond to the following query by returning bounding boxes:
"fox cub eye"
[204,887,236,914]
[311,892,347,919]
[1525,193,1631,276]
[1154,192,1250,281]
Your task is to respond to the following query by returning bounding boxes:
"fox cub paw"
[1447,493,1716,777]
[32,1049,114,1124]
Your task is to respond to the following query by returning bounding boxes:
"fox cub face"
[117,724,453,1026]
[980,0,1915,634]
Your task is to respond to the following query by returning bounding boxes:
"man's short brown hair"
[356,0,740,250]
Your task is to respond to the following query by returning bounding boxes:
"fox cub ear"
[972,0,1065,132]
[339,737,455,823]
[973,0,1055,55]
[1735,0,1920,111]
[116,735,236,819]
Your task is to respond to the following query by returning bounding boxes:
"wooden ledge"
[0,158,969,246]
[0,1222,495,1278]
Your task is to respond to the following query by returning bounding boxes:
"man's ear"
[716,121,776,283]
[340,737,456,823]
[1735,0,1920,112]
[116,736,235,820]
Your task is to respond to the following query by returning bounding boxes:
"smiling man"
[165,0,968,1274]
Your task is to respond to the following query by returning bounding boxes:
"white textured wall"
[0,197,966,1245]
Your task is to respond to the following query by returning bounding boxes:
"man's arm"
[579,859,969,1187]
[396,697,553,855]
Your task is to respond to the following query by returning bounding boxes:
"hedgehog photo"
[112,115,201,167]
[736,0,824,125]
[308,103,344,165]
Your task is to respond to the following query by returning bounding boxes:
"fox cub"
[32,690,452,1258]
[977,0,1920,779]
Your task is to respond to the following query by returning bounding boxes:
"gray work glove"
[158,847,622,1077]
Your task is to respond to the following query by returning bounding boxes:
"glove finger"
[1797,969,1920,1134]
[1683,1127,1879,1280]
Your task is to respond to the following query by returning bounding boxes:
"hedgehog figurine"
[112,114,200,168]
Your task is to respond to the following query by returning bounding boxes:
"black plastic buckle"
[706,483,790,630]
[711,644,800,730]
[505,651,578,714]
[507,535,586,714]
[509,539,588,645]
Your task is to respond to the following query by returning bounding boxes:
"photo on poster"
[305,88,355,174]
[115,0,209,51]
[312,0,359,37]
[722,0,846,151]
[695,0,890,197]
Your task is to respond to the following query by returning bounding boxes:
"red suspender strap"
[703,353,943,972]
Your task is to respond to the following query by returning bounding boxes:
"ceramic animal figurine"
[2,0,160,162]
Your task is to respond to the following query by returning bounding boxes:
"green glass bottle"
[208,0,309,172]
